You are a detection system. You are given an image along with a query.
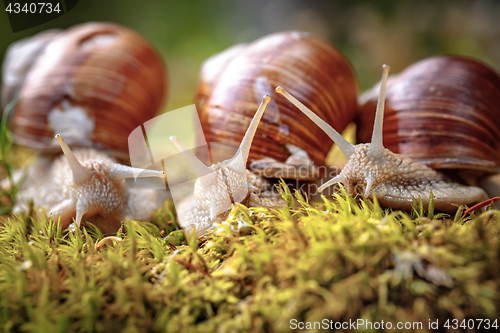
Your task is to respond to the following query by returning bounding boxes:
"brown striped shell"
[195,31,358,167]
[357,56,500,175]
[5,22,167,156]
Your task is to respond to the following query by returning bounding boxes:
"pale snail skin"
[170,96,282,237]
[12,134,166,235]
[275,64,487,213]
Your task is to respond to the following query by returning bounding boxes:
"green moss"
[0,189,498,332]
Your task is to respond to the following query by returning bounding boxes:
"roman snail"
[275,62,491,212]
[0,22,168,234]
[169,31,358,236]
[24,134,166,234]
[357,56,500,209]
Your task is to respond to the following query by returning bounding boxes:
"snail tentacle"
[318,174,344,193]
[364,174,376,198]
[75,201,88,227]
[55,134,91,184]
[369,64,390,158]
[226,95,270,203]
[228,95,271,167]
[275,86,355,159]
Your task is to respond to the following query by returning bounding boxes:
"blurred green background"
[1,0,500,112]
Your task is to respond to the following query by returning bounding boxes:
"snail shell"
[6,22,167,156]
[195,31,358,167]
[357,56,500,175]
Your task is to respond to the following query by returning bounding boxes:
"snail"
[171,31,358,236]
[195,31,358,175]
[0,22,168,234]
[275,63,488,212]
[170,96,276,237]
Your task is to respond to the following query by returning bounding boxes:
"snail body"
[13,135,166,235]
[1,23,168,233]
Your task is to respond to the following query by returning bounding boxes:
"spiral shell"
[357,56,500,174]
[6,22,167,155]
[195,31,358,167]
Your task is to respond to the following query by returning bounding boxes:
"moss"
[0,188,497,332]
